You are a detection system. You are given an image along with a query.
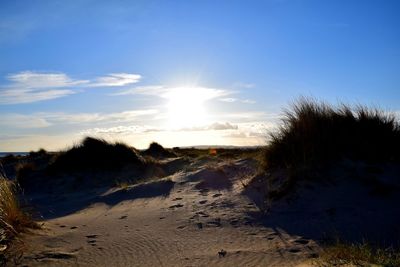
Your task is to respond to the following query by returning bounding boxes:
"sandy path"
[20,159,318,266]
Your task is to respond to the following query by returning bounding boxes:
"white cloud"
[0,88,75,104]
[113,85,231,100]
[241,99,256,104]
[0,114,51,128]
[111,85,164,96]
[44,109,158,124]
[87,73,141,87]
[80,121,239,136]
[0,71,142,104]
[219,98,256,104]
[216,111,268,122]
[208,122,238,130]
[80,125,159,135]
[7,71,88,88]
[233,82,255,89]
[0,109,159,128]
[180,122,238,131]
[220,98,237,103]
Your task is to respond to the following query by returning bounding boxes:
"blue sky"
[0,0,399,151]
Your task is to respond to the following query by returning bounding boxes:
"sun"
[164,87,213,129]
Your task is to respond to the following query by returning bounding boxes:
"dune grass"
[142,142,176,159]
[266,98,400,169]
[319,241,400,267]
[0,174,37,254]
[48,137,146,173]
[263,98,400,200]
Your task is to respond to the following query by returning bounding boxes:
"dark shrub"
[48,137,145,173]
[265,98,400,169]
[15,162,36,188]
[142,142,176,159]
[0,154,18,165]
[28,148,48,158]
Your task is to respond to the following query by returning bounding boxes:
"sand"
[18,157,319,266]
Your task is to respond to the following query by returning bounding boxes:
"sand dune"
[19,157,319,266]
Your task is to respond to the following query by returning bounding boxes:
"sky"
[0,0,399,151]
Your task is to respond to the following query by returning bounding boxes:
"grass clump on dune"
[266,98,400,169]
[263,98,400,200]
[0,174,37,254]
[48,137,146,173]
[319,241,400,267]
[142,142,176,159]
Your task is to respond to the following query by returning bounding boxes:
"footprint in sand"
[206,218,222,227]
[33,251,76,260]
[86,235,99,247]
[199,189,209,195]
[243,219,254,226]
[229,219,239,227]
[119,215,128,220]
[308,253,319,258]
[288,248,301,253]
[266,232,278,240]
[70,226,78,230]
[177,225,186,229]
[169,204,184,209]
[195,211,209,217]
[212,193,222,198]
[86,235,99,239]
[59,225,67,228]
[172,197,183,201]
[294,239,310,245]
[199,200,207,204]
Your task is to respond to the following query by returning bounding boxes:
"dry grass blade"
[319,241,400,267]
[0,173,37,253]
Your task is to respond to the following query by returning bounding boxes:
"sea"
[0,152,29,158]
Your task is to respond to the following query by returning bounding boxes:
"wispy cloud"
[7,71,88,88]
[0,109,158,128]
[219,97,256,104]
[241,99,256,104]
[0,71,142,104]
[182,122,238,131]
[220,97,237,103]
[113,85,230,100]
[80,125,160,135]
[0,114,51,128]
[233,82,255,89]
[45,109,158,124]
[0,88,76,104]
[80,121,242,137]
[86,73,141,87]
[215,111,268,122]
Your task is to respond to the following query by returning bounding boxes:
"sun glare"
[164,87,214,129]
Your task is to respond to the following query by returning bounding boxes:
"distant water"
[0,152,29,158]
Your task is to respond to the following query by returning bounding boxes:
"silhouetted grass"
[48,137,145,173]
[0,174,37,255]
[319,240,400,267]
[0,154,19,166]
[266,98,400,168]
[263,98,400,200]
[142,142,176,159]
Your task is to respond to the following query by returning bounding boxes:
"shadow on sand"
[28,179,175,220]
[244,179,400,247]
